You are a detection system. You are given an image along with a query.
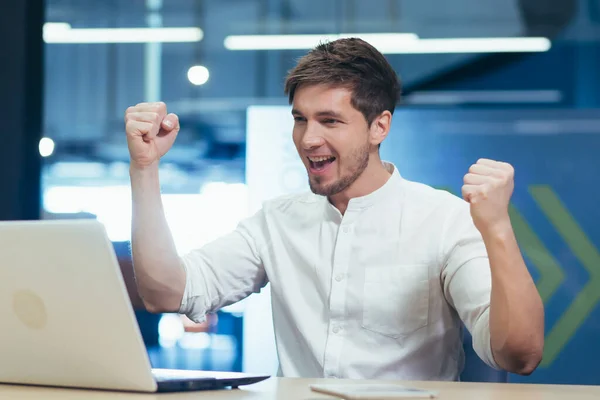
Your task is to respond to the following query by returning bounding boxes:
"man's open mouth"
[308,156,336,171]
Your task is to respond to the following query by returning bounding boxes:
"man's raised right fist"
[124,102,180,169]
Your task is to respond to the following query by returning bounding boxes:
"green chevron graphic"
[529,185,600,366]
[508,204,564,303]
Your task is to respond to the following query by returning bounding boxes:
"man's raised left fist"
[462,158,515,235]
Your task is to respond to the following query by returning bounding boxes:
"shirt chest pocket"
[361,264,430,338]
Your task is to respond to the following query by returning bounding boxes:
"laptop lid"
[0,219,158,392]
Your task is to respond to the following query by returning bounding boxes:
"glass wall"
[42,0,600,384]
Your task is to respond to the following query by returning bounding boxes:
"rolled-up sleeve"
[178,210,268,323]
[440,201,500,370]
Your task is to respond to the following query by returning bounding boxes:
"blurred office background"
[3,0,600,386]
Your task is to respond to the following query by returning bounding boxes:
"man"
[124,38,544,381]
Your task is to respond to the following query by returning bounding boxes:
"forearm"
[482,222,544,374]
[130,164,186,313]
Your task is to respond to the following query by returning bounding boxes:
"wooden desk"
[1,377,599,399]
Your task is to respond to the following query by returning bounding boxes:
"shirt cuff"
[177,257,207,324]
[472,308,501,370]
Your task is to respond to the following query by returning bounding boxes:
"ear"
[369,111,392,146]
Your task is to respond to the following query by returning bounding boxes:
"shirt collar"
[323,162,403,219]
[346,161,402,209]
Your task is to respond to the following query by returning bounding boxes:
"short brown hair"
[284,38,402,126]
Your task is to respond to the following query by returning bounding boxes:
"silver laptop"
[0,219,270,392]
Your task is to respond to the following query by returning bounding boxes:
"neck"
[328,154,392,215]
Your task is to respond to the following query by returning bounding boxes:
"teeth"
[309,156,334,162]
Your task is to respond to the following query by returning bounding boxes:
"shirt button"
[342,226,350,233]
[335,274,344,282]
[332,326,340,334]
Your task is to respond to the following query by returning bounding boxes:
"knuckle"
[125,120,135,134]
[497,171,510,181]
[125,107,136,120]
[156,102,167,114]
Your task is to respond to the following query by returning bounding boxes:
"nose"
[301,122,325,150]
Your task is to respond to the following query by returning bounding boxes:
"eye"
[323,119,338,124]
[293,116,306,122]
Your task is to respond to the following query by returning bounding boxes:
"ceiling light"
[187,66,210,86]
[224,33,418,51]
[224,33,550,54]
[43,22,203,44]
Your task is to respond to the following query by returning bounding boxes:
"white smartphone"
[309,383,439,400]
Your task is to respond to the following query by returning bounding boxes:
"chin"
[309,178,342,197]
[308,182,326,196]
[310,187,328,196]
[308,179,328,196]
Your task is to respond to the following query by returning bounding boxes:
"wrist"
[129,161,159,176]
[479,217,514,242]
[129,162,161,194]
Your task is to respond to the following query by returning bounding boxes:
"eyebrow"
[291,109,344,119]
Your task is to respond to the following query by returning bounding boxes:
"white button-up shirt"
[179,163,499,380]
